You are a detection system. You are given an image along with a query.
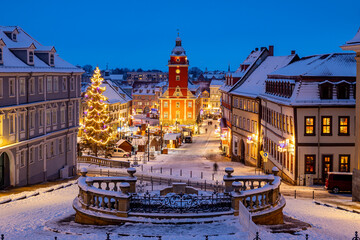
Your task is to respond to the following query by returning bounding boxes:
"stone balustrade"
[78,155,130,168]
[74,168,137,223]
[223,167,285,224]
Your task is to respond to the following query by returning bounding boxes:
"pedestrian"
[213,162,218,172]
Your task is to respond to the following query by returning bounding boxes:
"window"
[176,76,180,81]
[339,116,349,135]
[62,77,67,91]
[50,141,54,156]
[50,54,54,65]
[39,145,43,161]
[53,77,59,92]
[29,78,35,94]
[9,78,15,97]
[30,111,35,129]
[188,101,192,108]
[46,109,51,126]
[29,148,34,164]
[47,76,52,93]
[12,33,17,41]
[52,109,57,125]
[188,112,192,118]
[39,109,44,127]
[20,78,25,96]
[305,117,315,136]
[176,111,180,119]
[68,106,73,122]
[59,138,63,154]
[61,108,66,123]
[70,77,75,91]
[337,83,350,99]
[28,51,34,64]
[38,77,44,94]
[319,83,333,99]
[321,116,332,135]
[176,102,180,108]
[0,47,3,64]
[305,155,316,174]
[164,112,168,118]
[0,78,3,97]
[20,112,25,132]
[20,151,25,168]
[339,155,350,172]
[9,114,15,134]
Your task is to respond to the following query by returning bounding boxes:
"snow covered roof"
[210,80,225,87]
[345,27,360,45]
[231,55,297,98]
[0,26,83,73]
[132,83,156,95]
[101,82,128,104]
[270,53,356,78]
[107,80,132,102]
[171,36,186,56]
[109,74,124,80]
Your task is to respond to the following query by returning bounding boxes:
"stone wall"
[353,169,360,202]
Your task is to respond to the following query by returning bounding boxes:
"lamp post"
[119,117,125,139]
[146,120,150,162]
[160,123,163,152]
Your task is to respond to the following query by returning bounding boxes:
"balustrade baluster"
[106,182,110,190]
[249,195,254,209]
[250,180,254,190]
[113,182,118,191]
[101,196,106,208]
[255,194,259,208]
[258,180,261,188]
[95,196,99,208]
[90,194,94,206]
[114,199,118,210]
[107,197,112,209]
[98,182,102,190]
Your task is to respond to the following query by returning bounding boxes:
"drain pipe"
[26,72,33,185]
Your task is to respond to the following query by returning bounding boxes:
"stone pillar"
[127,168,137,193]
[223,167,234,192]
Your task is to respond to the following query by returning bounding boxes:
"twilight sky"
[1,0,359,71]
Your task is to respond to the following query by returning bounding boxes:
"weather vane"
[176,29,179,37]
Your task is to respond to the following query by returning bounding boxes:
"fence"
[78,155,130,168]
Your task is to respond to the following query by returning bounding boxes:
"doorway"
[240,139,245,164]
[322,155,333,183]
[0,152,10,189]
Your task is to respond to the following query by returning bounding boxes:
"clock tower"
[159,35,199,127]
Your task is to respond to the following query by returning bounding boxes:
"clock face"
[176,69,181,74]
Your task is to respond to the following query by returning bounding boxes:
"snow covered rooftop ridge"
[230,55,297,97]
[269,53,356,78]
[210,80,225,86]
[0,25,83,73]
[100,82,128,104]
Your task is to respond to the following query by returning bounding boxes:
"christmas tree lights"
[81,67,115,156]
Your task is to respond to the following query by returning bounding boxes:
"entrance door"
[0,152,10,189]
[240,139,245,164]
[322,155,333,183]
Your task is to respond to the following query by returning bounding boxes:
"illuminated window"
[188,101,192,108]
[176,102,180,108]
[164,101,168,108]
[176,111,180,119]
[338,116,349,135]
[339,155,350,172]
[321,116,332,135]
[164,112,168,118]
[305,155,315,174]
[188,112,192,118]
[305,117,315,136]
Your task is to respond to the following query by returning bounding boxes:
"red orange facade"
[159,36,200,126]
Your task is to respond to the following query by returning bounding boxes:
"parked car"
[184,136,192,143]
[107,148,131,158]
[325,172,352,193]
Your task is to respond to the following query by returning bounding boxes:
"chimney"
[269,45,274,56]
[291,50,296,55]
[255,48,259,51]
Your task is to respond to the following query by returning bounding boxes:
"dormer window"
[319,83,333,99]
[0,48,3,64]
[337,83,350,99]
[12,33,17,41]
[50,53,54,66]
[28,51,34,64]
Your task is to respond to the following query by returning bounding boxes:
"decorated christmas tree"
[81,67,115,156]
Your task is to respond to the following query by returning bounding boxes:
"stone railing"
[223,167,284,224]
[74,168,137,222]
[78,155,130,168]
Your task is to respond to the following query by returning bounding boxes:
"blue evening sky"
[1,0,359,71]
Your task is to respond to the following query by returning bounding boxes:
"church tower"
[159,35,199,128]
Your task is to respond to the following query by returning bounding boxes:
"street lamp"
[160,123,163,152]
[146,120,150,162]
[119,117,125,139]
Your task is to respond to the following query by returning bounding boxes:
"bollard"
[312,191,315,200]
[212,173,214,180]
[205,180,207,191]
[170,168,172,175]
[141,165,143,171]
[180,169,182,176]
[161,167,162,174]
[201,172,203,179]
[151,166,153,173]
[294,190,296,199]
[190,171,192,178]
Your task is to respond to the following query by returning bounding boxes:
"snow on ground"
[0,181,359,239]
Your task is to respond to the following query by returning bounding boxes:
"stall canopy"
[164,133,181,141]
